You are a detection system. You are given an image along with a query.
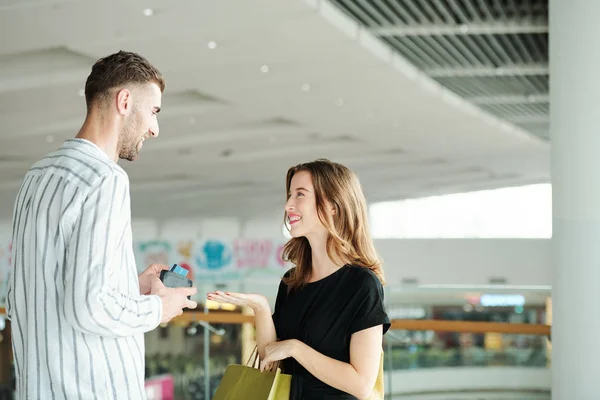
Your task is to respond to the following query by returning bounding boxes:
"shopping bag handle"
[246,345,281,372]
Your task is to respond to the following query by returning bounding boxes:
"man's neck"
[76,112,121,162]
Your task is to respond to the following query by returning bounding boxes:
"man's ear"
[116,88,132,115]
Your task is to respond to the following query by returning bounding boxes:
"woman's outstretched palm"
[207,291,269,313]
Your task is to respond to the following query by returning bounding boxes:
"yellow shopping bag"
[367,351,385,400]
[213,348,383,400]
[212,348,291,400]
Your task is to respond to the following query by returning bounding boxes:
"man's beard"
[118,114,142,161]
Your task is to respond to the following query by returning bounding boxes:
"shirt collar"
[61,138,114,164]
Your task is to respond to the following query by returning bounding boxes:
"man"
[5,51,197,399]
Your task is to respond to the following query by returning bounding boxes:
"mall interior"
[0,0,596,399]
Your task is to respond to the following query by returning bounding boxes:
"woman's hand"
[261,340,300,372]
[207,291,270,313]
[208,291,278,361]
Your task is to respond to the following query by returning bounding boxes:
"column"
[550,1,600,399]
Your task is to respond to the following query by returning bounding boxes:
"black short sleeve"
[348,271,391,335]
[272,265,390,398]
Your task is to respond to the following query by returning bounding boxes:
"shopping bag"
[212,347,291,400]
[366,350,385,400]
[213,347,382,399]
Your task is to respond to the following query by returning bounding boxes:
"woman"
[208,159,390,399]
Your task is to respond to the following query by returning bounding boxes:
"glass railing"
[0,305,552,400]
[383,330,549,370]
[142,310,551,399]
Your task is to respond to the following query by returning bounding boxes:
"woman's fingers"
[207,291,246,306]
[260,360,271,372]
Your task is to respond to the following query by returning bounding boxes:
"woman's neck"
[307,234,341,281]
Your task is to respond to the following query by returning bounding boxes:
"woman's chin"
[289,227,304,238]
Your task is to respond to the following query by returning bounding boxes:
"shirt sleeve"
[348,271,391,336]
[63,172,162,338]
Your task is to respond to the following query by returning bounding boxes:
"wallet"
[160,264,193,299]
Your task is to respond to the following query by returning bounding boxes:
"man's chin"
[119,152,138,162]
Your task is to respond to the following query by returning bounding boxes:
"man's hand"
[139,263,170,295]
[150,277,198,324]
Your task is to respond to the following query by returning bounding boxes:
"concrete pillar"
[550,1,600,398]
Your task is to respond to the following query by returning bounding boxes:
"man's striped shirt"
[6,138,162,400]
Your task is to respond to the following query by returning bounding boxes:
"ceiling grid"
[331,0,549,139]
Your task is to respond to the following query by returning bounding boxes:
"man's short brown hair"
[84,50,165,109]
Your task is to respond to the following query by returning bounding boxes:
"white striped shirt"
[6,138,162,400]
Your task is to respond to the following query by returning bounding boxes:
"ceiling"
[0,0,549,220]
[330,0,549,140]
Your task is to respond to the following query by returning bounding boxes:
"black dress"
[272,265,391,400]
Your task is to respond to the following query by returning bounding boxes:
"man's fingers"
[185,300,198,309]
[149,263,170,273]
[150,276,164,291]
[179,286,198,296]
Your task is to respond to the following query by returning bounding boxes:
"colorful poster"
[0,238,291,307]
[135,240,174,274]
[134,238,290,284]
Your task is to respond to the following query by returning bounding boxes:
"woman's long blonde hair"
[282,159,385,290]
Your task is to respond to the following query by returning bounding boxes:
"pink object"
[144,375,175,400]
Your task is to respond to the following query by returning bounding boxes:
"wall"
[139,217,552,289]
[376,238,551,286]
[0,217,551,307]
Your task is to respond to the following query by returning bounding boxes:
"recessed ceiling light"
[208,41,217,50]
[143,8,154,16]
[301,83,311,92]
[46,136,55,143]
[335,98,344,106]
[460,24,469,33]
[260,64,270,73]
[78,89,84,97]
